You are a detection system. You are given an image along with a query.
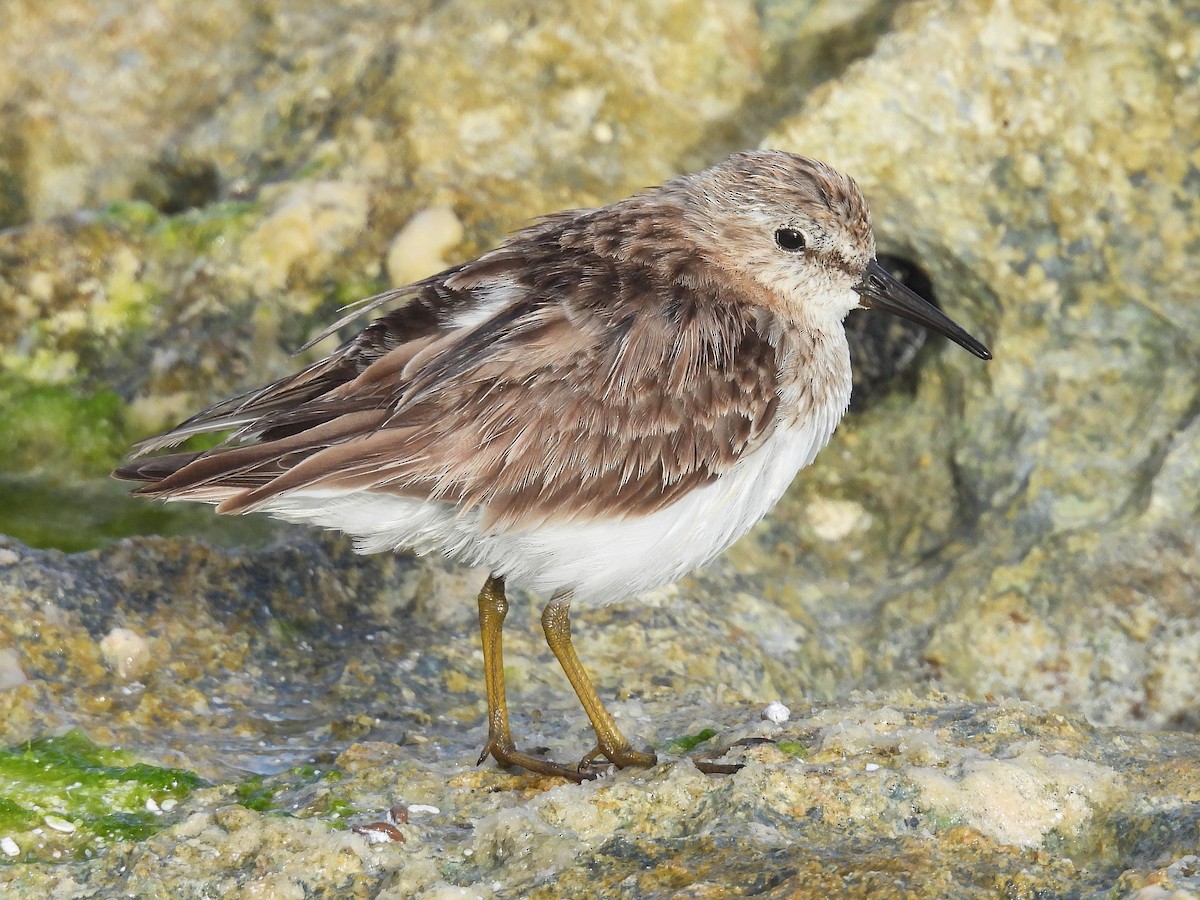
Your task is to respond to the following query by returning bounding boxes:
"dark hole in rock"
[846,254,939,412]
[133,157,221,215]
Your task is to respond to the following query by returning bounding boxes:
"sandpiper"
[116,150,991,781]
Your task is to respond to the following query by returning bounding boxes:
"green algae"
[0,732,354,864]
[666,728,717,753]
[235,765,353,829]
[0,376,130,478]
[100,198,259,255]
[0,799,37,833]
[236,775,284,813]
[776,741,809,758]
[149,200,258,255]
[0,369,277,552]
[97,200,161,232]
[0,730,206,863]
[0,191,364,555]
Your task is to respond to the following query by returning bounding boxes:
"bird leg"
[541,592,658,773]
[475,575,588,781]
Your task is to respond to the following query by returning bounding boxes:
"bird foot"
[579,742,658,772]
[476,734,659,781]
[477,733,596,783]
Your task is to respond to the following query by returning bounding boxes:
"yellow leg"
[475,576,587,781]
[541,592,657,771]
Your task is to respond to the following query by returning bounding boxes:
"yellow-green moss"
[0,730,207,863]
[0,376,130,476]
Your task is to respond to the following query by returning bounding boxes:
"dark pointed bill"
[854,259,992,360]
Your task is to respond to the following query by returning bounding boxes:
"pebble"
[386,207,464,286]
[99,627,153,681]
[762,700,791,725]
[807,497,870,542]
[0,649,26,691]
[43,816,76,834]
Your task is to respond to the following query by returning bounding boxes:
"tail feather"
[112,409,389,508]
[113,452,205,487]
[111,279,448,510]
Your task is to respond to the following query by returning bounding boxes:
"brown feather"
[117,151,884,532]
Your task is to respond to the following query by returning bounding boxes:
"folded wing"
[117,210,783,532]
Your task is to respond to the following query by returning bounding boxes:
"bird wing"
[121,210,783,532]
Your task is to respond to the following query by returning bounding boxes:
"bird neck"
[772,322,853,429]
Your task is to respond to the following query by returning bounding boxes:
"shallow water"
[0,476,278,553]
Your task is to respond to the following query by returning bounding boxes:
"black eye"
[775,228,806,252]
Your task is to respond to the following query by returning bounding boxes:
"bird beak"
[854,259,992,360]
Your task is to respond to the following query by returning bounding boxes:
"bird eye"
[774,228,806,252]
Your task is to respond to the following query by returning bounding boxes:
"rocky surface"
[4,534,1200,896]
[2,0,1199,895]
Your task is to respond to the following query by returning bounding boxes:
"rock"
[0,1,264,223]
[0,534,794,773]
[387,207,465,287]
[0,532,424,770]
[2,597,1199,899]
[240,181,372,295]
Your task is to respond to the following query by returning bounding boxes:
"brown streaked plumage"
[116,150,990,781]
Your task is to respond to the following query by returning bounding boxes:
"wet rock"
[2,641,1198,897]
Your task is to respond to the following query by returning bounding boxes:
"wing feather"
[120,200,785,533]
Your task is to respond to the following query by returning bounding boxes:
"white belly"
[259,400,844,605]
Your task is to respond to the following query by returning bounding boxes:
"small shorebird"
[116,150,990,780]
